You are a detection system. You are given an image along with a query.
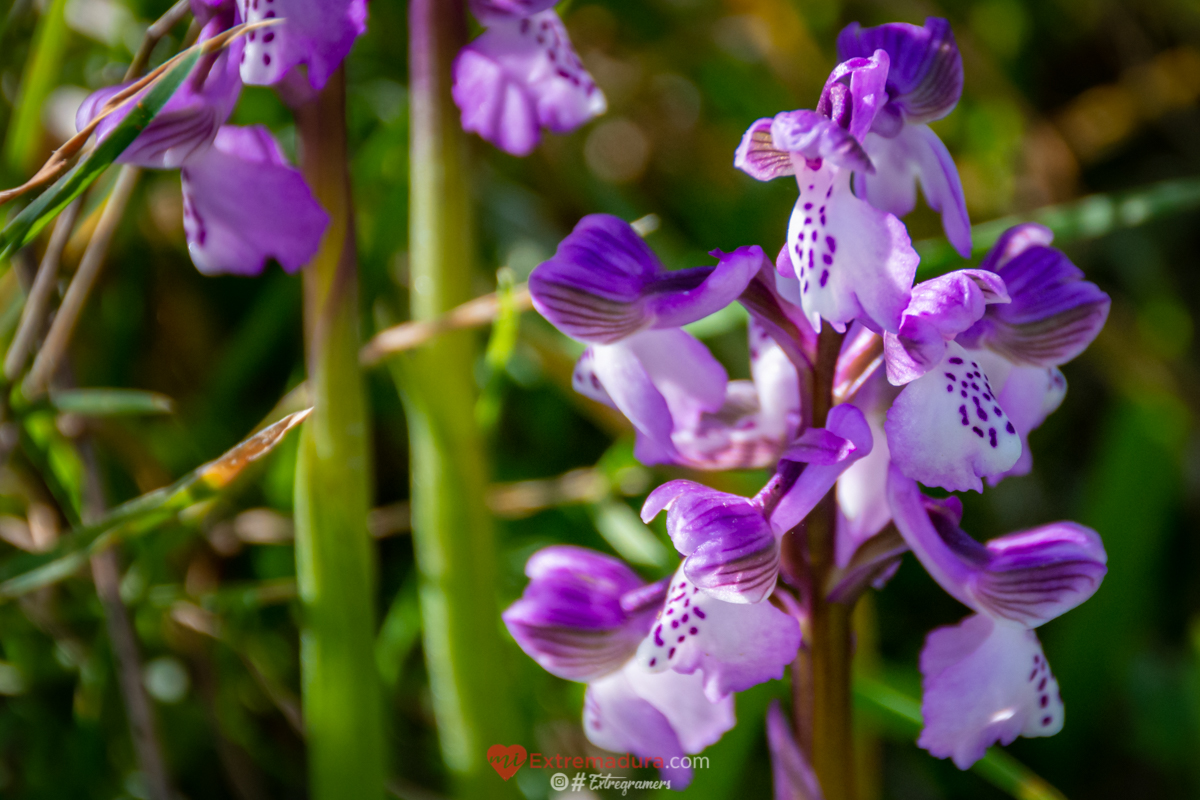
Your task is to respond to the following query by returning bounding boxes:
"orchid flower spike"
[735,50,919,334]
[453,6,605,156]
[837,18,972,256]
[888,465,1107,768]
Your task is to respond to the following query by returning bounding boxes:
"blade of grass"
[2,0,69,173]
[49,388,174,416]
[853,675,1068,800]
[0,409,311,599]
[915,175,1200,277]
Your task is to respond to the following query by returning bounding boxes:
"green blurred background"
[1,0,1199,797]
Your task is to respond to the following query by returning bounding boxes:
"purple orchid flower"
[888,464,1107,768]
[235,0,368,91]
[504,544,818,788]
[640,403,872,608]
[571,322,801,469]
[735,50,920,334]
[77,22,330,277]
[837,18,971,256]
[881,269,1021,492]
[453,8,605,156]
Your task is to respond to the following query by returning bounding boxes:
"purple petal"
[738,256,817,372]
[977,222,1055,272]
[650,246,767,330]
[237,0,368,91]
[636,568,801,702]
[503,546,652,682]
[884,269,1010,385]
[665,324,802,471]
[767,701,825,800]
[818,49,890,141]
[858,124,971,257]
[974,522,1107,627]
[77,19,242,169]
[181,125,330,276]
[837,18,963,124]
[452,11,605,156]
[769,111,873,173]
[785,161,918,333]
[835,398,893,566]
[771,403,873,532]
[961,238,1111,367]
[734,117,796,181]
[579,331,728,465]
[887,465,979,608]
[919,615,1063,769]
[468,0,556,24]
[585,663,734,787]
[642,481,778,604]
[189,0,235,26]
[531,215,762,344]
[986,362,1067,482]
[884,342,1021,493]
[532,214,663,342]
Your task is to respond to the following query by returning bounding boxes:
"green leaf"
[0,44,205,259]
[50,388,175,416]
[853,675,1068,800]
[0,409,311,599]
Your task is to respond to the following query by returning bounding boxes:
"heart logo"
[487,744,527,781]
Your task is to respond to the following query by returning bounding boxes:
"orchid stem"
[805,326,854,800]
[293,68,385,800]
[403,0,520,796]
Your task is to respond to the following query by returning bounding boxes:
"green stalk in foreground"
[293,69,385,800]
[403,0,519,796]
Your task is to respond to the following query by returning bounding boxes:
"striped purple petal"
[837,17,963,125]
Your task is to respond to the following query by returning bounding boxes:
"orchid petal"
[468,0,556,24]
[973,522,1107,627]
[585,663,733,787]
[642,481,778,604]
[503,546,652,681]
[988,363,1067,481]
[734,117,796,181]
[637,568,801,702]
[919,615,1063,769]
[885,342,1021,492]
[237,0,368,91]
[977,222,1054,273]
[858,124,972,257]
[181,125,330,276]
[768,111,873,173]
[530,215,760,343]
[452,11,605,156]
[837,18,963,124]
[961,241,1111,367]
[77,19,242,169]
[771,403,873,532]
[835,401,892,566]
[784,163,918,333]
[819,49,890,141]
[884,269,1009,385]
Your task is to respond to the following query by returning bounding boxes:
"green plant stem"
[293,68,384,800]
[404,1,518,797]
[805,327,853,800]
